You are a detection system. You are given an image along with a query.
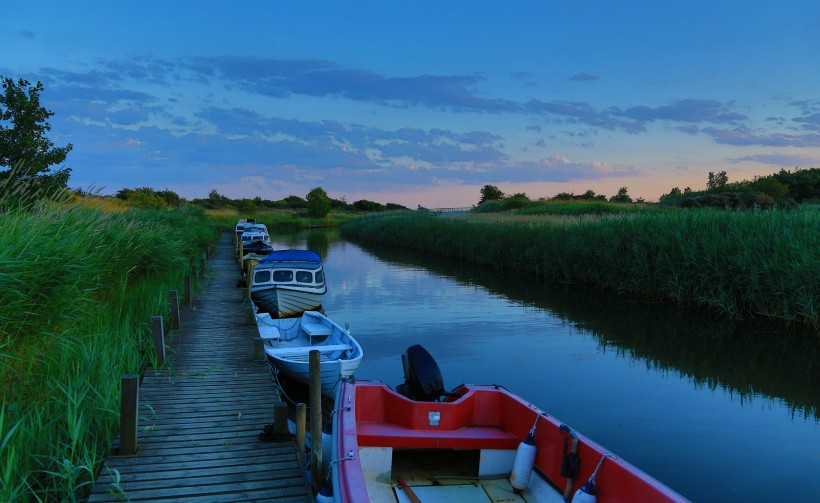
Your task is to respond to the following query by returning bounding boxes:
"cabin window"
[315,270,324,284]
[254,270,271,284]
[273,270,293,282]
[295,271,313,284]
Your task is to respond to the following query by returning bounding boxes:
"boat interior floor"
[377,449,564,503]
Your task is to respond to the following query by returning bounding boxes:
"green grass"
[0,203,217,501]
[205,208,358,232]
[341,208,819,330]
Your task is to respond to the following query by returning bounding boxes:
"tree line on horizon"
[2,76,818,213]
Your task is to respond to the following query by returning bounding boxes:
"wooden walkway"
[88,233,311,502]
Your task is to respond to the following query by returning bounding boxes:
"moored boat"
[328,345,689,503]
[251,249,327,318]
[256,310,363,396]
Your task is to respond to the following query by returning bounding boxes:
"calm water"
[272,230,820,503]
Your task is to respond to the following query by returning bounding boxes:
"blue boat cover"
[260,249,322,264]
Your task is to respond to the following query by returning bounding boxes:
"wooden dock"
[88,233,311,502]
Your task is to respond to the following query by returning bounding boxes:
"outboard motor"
[396,345,445,401]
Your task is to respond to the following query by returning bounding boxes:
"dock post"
[310,350,323,493]
[151,316,165,367]
[254,337,265,361]
[296,402,306,467]
[169,290,180,330]
[119,374,139,455]
[184,275,192,306]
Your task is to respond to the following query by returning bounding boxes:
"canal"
[271,229,819,503]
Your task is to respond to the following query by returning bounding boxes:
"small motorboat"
[251,249,327,318]
[327,345,690,503]
[256,310,363,397]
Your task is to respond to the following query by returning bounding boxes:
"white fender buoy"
[322,427,332,474]
[510,432,537,491]
[572,480,597,503]
[315,483,334,503]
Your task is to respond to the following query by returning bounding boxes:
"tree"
[707,171,728,191]
[478,184,504,205]
[609,187,632,203]
[306,187,331,218]
[0,77,73,192]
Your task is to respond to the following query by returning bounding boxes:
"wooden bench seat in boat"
[266,343,352,357]
[357,423,519,450]
[300,320,332,337]
[258,326,281,340]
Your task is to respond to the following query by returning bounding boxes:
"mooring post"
[296,402,307,467]
[151,316,166,367]
[310,350,323,493]
[200,252,206,277]
[254,337,265,361]
[119,374,139,455]
[169,290,180,330]
[246,261,257,301]
[273,400,288,437]
[184,275,192,306]
[238,242,244,268]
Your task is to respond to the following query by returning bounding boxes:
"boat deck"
[88,232,310,502]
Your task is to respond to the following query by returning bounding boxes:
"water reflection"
[351,239,820,420]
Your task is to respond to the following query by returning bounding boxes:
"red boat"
[327,345,689,503]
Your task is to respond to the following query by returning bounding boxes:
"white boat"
[256,310,363,396]
[251,249,327,318]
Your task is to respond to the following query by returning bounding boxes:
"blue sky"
[3,1,819,207]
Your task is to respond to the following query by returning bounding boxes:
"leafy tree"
[306,187,331,218]
[478,184,504,204]
[353,199,383,212]
[0,77,73,200]
[609,187,632,203]
[282,195,307,208]
[707,170,728,191]
[755,177,789,201]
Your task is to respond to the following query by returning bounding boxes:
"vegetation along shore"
[0,201,216,501]
[341,202,819,331]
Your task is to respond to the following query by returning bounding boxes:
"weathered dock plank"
[89,232,310,502]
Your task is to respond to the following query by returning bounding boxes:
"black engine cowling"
[396,344,446,402]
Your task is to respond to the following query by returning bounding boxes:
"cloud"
[18,30,34,38]
[616,99,746,124]
[701,127,820,147]
[569,73,599,82]
[524,99,645,133]
[729,153,819,166]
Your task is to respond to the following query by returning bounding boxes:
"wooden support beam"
[273,401,288,436]
[184,275,192,306]
[119,374,139,455]
[296,403,306,467]
[169,290,180,330]
[310,350,323,493]
[151,316,165,367]
[254,337,265,361]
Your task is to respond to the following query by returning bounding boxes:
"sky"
[3,1,820,208]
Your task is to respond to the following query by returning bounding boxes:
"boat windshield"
[253,268,324,286]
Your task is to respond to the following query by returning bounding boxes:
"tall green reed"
[341,209,819,329]
[0,203,217,501]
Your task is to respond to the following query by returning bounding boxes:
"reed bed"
[0,204,217,501]
[341,209,819,330]
[205,208,357,232]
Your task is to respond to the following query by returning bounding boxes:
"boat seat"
[301,320,332,337]
[257,326,281,340]
[357,423,519,450]
[266,343,352,357]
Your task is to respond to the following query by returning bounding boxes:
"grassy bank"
[0,204,217,501]
[341,208,819,330]
[205,208,358,232]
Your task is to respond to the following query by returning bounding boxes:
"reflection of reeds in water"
[353,237,820,420]
[342,209,819,329]
[0,200,215,501]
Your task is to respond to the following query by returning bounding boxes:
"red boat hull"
[331,380,689,503]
